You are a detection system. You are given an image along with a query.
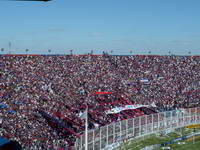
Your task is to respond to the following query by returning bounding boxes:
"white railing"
[74,107,200,150]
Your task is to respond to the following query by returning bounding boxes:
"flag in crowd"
[140,79,150,84]
[0,104,8,109]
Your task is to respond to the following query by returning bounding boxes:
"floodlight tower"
[70,49,73,55]
[8,42,11,54]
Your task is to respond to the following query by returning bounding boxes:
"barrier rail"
[74,107,200,150]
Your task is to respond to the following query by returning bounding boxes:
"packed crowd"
[0,54,200,149]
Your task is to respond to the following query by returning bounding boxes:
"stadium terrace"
[0,54,200,150]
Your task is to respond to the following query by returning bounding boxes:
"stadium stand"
[0,54,200,149]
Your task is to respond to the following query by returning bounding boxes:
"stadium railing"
[74,107,200,150]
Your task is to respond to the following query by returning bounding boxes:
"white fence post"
[152,114,154,133]
[99,128,101,150]
[158,113,160,131]
[92,130,95,150]
[170,111,173,129]
[145,115,147,135]
[113,123,115,144]
[190,108,192,124]
[120,120,122,141]
[139,116,141,136]
[196,107,198,124]
[80,135,82,150]
[126,119,128,139]
[106,125,109,147]
[164,112,166,129]
[133,118,135,136]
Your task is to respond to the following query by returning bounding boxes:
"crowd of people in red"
[0,54,200,149]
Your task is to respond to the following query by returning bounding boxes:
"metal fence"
[74,107,200,150]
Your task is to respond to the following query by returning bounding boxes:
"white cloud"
[48,27,65,33]
[88,32,102,38]
[169,40,192,45]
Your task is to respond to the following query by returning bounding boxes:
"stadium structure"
[0,54,200,150]
[75,107,200,150]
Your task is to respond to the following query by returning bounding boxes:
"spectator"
[0,54,200,149]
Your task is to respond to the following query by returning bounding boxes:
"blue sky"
[0,0,200,55]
